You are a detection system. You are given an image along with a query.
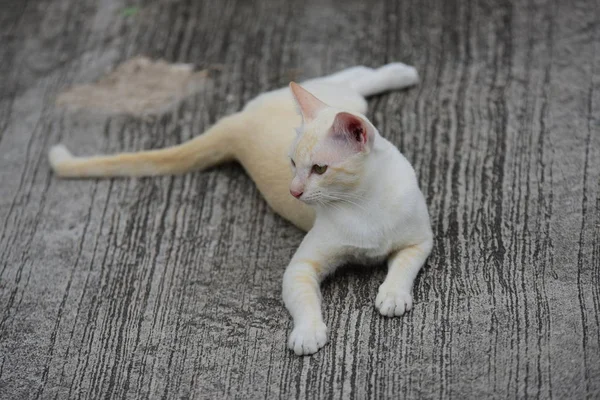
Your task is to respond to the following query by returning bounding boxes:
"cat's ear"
[289,82,327,122]
[331,112,374,151]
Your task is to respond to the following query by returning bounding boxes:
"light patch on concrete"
[56,56,207,116]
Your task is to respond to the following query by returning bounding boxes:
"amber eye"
[312,164,328,175]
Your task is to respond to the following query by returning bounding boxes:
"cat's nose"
[290,189,303,199]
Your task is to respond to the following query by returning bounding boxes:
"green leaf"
[122,7,139,17]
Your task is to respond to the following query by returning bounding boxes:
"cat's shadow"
[320,262,387,302]
[319,261,429,305]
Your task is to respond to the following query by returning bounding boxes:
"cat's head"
[288,82,377,206]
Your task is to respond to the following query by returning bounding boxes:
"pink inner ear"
[333,112,368,146]
[289,82,327,121]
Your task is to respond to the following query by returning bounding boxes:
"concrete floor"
[0,0,599,398]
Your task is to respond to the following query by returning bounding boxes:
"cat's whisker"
[318,192,369,213]
[314,193,345,211]
[340,199,369,212]
[327,191,368,203]
[314,193,345,213]
[324,188,368,199]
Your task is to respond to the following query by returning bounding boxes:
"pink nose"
[290,189,303,199]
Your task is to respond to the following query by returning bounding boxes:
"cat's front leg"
[282,236,338,355]
[376,239,433,317]
[282,259,329,355]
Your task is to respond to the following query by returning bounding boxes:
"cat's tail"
[49,113,243,178]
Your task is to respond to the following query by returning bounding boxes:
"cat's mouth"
[298,193,331,207]
[297,194,317,205]
[298,197,316,205]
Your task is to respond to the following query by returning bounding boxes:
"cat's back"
[300,81,367,113]
[237,81,368,161]
[244,81,367,118]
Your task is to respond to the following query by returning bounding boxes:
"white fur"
[282,74,432,356]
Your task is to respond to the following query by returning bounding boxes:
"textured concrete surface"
[1,0,599,399]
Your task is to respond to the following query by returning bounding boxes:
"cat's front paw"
[288,321,328,356]
[375,286,413,317]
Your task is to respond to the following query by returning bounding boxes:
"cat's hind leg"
[350,63,419,97]
[376,239,432,317]
[318,66,376,84]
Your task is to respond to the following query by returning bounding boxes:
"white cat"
[49,63,433,355]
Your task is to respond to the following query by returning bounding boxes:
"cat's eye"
[312,164,328,175]
[291,159,296,168]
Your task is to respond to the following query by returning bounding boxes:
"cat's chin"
[301,199,336,210]
[298,197,328,207]
[298,198,316,206]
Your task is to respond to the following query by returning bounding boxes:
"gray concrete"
[1,0,599,398]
